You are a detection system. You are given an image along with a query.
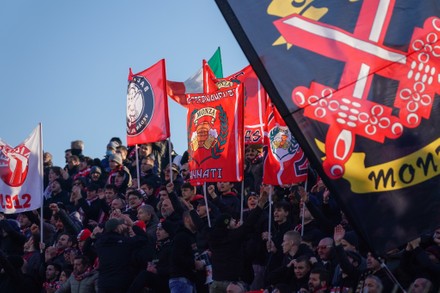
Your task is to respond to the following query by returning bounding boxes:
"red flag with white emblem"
[263,102,308,185]
[126,59,170,146]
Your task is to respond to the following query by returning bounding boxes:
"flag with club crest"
[215,0,440,254]
[0,124,43,214]
[263,101,308,186]
[126,59,170,146]
[186,63,244,185]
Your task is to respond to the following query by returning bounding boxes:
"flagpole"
[39,123,44,249]
[380,259,405,292]
[203,183,211,228]
[168,139,173,182]
[240,180,244,223]
[268,187,273,245]
[301,178,308,237]
[135,144,140,189]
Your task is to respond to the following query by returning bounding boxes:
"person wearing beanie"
[0,218,27,256]
[107,153,132,194]
[72,182,110,227]
[89,165,106,189]
[128,219,175,293]
[207,185,269,292]
[95,217,148,293]
[77,229,92,251]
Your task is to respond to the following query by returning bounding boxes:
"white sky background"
[0,1,247,166]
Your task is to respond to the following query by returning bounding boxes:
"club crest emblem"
[126,76,154,136]
[269,125,299,161]
[188,106,228,165]
[0,144,30,187]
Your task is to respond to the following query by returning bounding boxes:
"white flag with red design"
[0,125,43,214]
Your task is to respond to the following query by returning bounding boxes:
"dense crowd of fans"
[0,138,439,293]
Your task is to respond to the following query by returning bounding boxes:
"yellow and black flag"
[215,0,440,255]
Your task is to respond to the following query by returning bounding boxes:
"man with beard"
[307,268,330,293]
[266,230,314,287]
[56,255,98,292]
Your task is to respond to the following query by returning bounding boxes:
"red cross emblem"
[274,0,440,179]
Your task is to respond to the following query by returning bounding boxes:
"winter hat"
[109,153,123,165]
[105,218,124,233]
[158,219,177,237]
[107,141,118,150]
[343,231,359,249]
[22,211,39,225]
[134,220,146,232]
[90,166,102,175]
[77,229,92,242]
[6,219,21,233]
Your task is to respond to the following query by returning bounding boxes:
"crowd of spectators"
[0,138,439,293]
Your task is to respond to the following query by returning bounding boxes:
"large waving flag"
[0,124,43,214]
[216,0,440,254]
[126,59,170,146]
[186,64,244,185]
[263,101,308,186]
[167,47,223,105]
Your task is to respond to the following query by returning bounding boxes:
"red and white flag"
[263,102,308,185]
[0,124,43,214]
[126,59,170,145]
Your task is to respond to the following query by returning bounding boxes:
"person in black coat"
[207,185,269,292]
[128,219,177,293]
[168,211,205,293]
[94,217,148,293]
[0,249,40,293]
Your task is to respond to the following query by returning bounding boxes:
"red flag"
[263,102,308,185]
[126,59,170,146]
[0,124,43,214]
[206,64,267,145]
[186,73,244,185]
[228,66,266,145]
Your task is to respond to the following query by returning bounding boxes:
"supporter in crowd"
[55,255,98,292]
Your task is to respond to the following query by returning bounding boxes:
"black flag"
[215,0,440,255]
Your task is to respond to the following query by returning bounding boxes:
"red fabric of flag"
[186,81,244,185]
[263,102,308,185]
[126,59,170,146]
[206,64,267,145]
